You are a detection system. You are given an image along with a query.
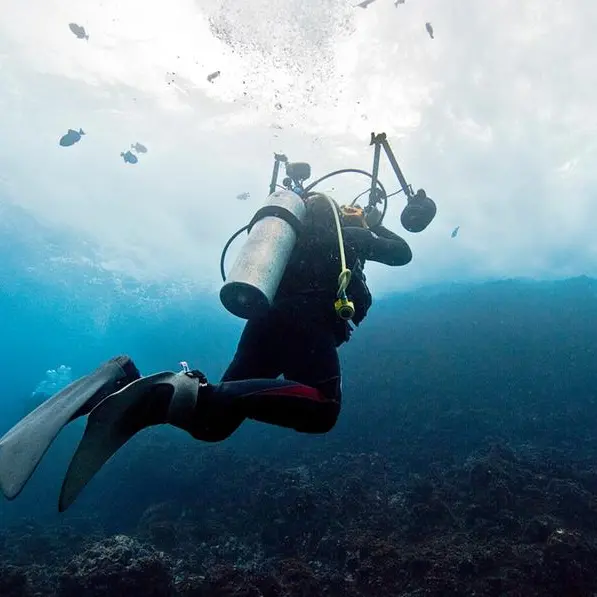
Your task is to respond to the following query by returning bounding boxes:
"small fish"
[451,226,460,238]
[355,0,376,6]
[394,0,405,5]
[68,23,89,40]
[59,128,85,147]
[131,142,148,153]
[207,70,221,83]
[121,150,138,164]
[236,192,250,201]
[426,22,434,39]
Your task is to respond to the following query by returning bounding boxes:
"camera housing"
[285,162,311,183]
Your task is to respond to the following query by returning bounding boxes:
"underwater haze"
[2,1,597,596]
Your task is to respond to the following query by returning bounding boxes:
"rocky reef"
[2,438,597,597]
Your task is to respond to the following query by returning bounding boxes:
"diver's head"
[339,204,376,229]
[305,193,337,234]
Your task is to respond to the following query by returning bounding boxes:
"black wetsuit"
[193,214,412,442]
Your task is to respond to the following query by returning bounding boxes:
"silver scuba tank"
[220,189,307,319]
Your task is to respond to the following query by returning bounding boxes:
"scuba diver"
[209,193,412,440]
[0,133,437,511]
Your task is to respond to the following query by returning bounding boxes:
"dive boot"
[58,369,206,512]
[0,356,140,500]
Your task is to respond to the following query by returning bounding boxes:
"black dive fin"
[58,371,199,512]
[0,356,139,500]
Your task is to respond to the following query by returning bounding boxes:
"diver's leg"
[58,323,339,510]
[190,315,283,442]
[58,315,285,510]
[204,375,337,433]
[266,320,342,433]
[198,319,342,434]
[58,316,341,510]
[58,369,328,511]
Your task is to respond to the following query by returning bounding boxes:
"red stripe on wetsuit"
[248,384,327,402]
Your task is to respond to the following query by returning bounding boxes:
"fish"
[131,142,148,153]
[394,0,405,5]
[121,150,138,164]
[355,0,376,6]
[207,70,221,83]
[426,22,434,39]
[451,226,460,238]
[236,192,250,201]
[59,128,86,147]
[68,23,89,40]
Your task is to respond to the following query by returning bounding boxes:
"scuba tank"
[220,189,307,319]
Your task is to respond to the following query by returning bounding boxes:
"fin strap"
[166,373,202,429]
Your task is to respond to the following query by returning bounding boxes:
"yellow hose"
[319,194,352,298]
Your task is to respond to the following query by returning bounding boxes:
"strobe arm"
[368,132,414,208]
[269,153,288,196]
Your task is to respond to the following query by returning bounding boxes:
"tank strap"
[247,205,303,236]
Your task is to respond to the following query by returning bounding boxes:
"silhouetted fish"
[207,70,220,83]
[131,142,147,153]
[426,22,434,39]
[236,192,250,201]
[69,23,89,40]
[121,150,138,164]
[451,226,460,238]
[394,0,405,5]
[355,0,376,6]
[59,128,85,147]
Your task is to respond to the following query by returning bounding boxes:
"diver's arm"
[370,224,403,242]
[343,226,412,266]
[368,227,412,266]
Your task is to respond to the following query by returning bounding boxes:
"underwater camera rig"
[219,132,437,320]
[269,132,437,232]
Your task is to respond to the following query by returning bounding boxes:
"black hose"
[304,168,386,195]
[350,188,370,205]
[303,168,388,225]
[349,187,389,223]
[220,224,249,282]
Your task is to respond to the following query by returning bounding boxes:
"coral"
[58,535,174,597]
